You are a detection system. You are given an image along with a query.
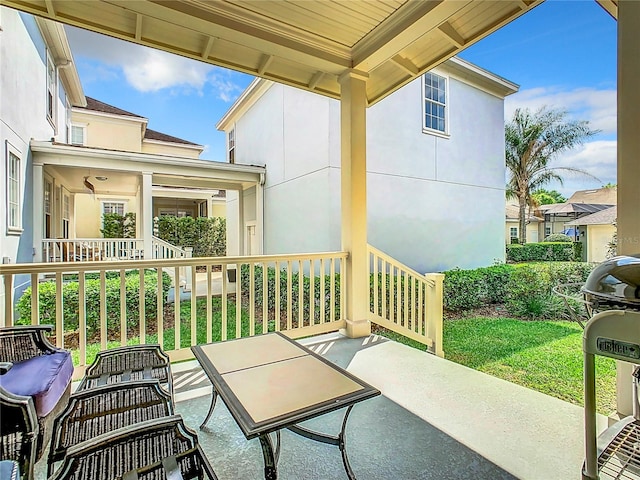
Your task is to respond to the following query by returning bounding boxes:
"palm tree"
[505,107,599,244]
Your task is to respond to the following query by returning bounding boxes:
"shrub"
[156,216,226,257]
[15,270,172,339]
[478,264,514,304]
[505,265,563,318]
[543,233,572,242]
[443,268,485,311]
[101,212,136,238]
[506,242,575,262]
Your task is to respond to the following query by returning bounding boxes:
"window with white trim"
[423,72,447,134]
[228,129,235,164]
[46,51,57,126]
[44,178,53,238]
[545,226,551,237]
[509,227,518,239]
[62,190,70,239]
[70,125,86,145]
[6,142,22,233]
[102,202,125,216]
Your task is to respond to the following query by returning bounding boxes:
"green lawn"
[442,317,616,415]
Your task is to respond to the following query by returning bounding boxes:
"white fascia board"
[216,78,274,131]
[441,56,520,98]
[35,17,86,107]
[30,141,265,179]
[71,107,149,126]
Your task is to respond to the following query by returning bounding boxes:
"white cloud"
[505,86,616,135]
[66,26,247,100]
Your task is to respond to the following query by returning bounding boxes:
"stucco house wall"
[72,110,143,152]
[222,59,515,272]
[585,224,616,263]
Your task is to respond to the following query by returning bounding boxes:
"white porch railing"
[1,252,347,378]
[151,237,189,259]
[43,238,144,262]
[368,245,444,357]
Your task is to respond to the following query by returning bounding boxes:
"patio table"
[191,332,380,480]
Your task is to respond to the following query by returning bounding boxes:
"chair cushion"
[0,352,73,417]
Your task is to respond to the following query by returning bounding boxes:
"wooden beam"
[308,71,324,90]
[390,55,419,76]
[44,0,56,16]
[257,54,274,76]
[438,21,465,48]
[135,13,143,41]
[201,36,216,59]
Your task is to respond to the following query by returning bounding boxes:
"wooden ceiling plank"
[308,71,324,90]
[135,13,143,41]
[44,0,55,16]
[258,54,274,75]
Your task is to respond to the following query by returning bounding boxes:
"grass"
[442,317,616,415]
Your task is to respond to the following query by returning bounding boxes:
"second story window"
[46,52,57,126]
[423,72,447,135]
[6,142,22,233]
[71,125,86,145]
[228,129,235,164]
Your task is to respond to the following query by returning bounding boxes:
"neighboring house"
[217,57,518,273]
[505,202,543,244]
[566,206,616,263]
[0,9,264,312]
[537,187,617,241]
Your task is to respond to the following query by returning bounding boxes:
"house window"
[545,227,551,237]
[228,129,235,164]
[46,51,57,126]
[423,72,447,134]
[6,142,22,233]
[103,202,125,216]
[44,178,53,238]
[71,125,86,145]
[509,227,518,239]
[62,191,70,239]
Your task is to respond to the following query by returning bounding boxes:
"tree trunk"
[518,195,527,244]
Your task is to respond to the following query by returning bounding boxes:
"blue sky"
[65,0,617,198]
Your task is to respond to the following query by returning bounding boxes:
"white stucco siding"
[235,85,284,182]
[263,168,340,255]
[368,173,506,272]
[436,78,506,188]
[282,86,332,179]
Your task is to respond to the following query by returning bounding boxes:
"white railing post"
[184,247,194,292]
[424,273,445,358]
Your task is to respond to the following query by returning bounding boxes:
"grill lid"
[583,255,640,313]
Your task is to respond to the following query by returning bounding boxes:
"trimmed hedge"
[15,270,172,339]
[506,242,581,262]
[443,262,596,319]
[156,216,226,257]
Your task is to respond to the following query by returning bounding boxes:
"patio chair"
[76,344,174,401]
[49,415,218,480]
[0,362,38,480]
[0,326,73,464]
[47,380,174,477]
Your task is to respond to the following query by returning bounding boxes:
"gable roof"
[144,128,201,147]
[567,187,617,205]
[80,97,145,118]
[566,206,617,226]
[544,203,614,215]
[505,203,543,222]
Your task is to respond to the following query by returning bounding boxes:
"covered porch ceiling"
[2,0,554,106]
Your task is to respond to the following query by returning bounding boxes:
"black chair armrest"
[0,325,62,363]
[0,362,13,375]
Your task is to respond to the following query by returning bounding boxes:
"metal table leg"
[287,405,356,479]
[259,431,281,480]
[199,387,218,429]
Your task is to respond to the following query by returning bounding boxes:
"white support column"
[33,163,44,262]
[237,188,245,255]
[339,69,371,338]
[256,175,265,254]
[615,1,640,418]
[141,172,153,259]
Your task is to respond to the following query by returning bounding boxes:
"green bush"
[15,270,172,339]
[101,212,136,238]
[156,216,226,257]
[506,242,575,262]
[543,233,572,242]
[239,264,341,323]
[443,264,516,311]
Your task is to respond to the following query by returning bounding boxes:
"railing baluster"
[403,270,409,328]
[262,262,268,334]
[174,266,180,350]
[100,270,107,351]
[330,258,335,323]
[120,270,127,346]
[190,264,197,346]
[320,259,326,324]
[55,272,63,347]
[372,253,378,317]
[275,262,280,332]
[139,268,146,345]
[298,260,303,328]
[79,272,86,366]
[309,259,315,326]
[221,264,228,341]
[249,262,255,337]
[287,261,293,331]
[235,263,242,339]
[30,273,38,326]
[157,268,164,348]
[206,264,213,344]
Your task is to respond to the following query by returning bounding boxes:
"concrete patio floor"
[168,332,609,480]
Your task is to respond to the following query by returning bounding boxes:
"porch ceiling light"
[94,176,108,181]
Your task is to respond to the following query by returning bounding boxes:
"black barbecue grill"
[582,255,640,480]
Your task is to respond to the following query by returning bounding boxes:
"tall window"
[44,178,53,238]
[510,227,518,239]
[62,191,70,239]
[103,202,125,216]
[6,143,22,233]
[423,72,447,134]
[228,129,235,164]
[545,226,551,237]
[46,52,57,126]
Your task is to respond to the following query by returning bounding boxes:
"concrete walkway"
[171,332,609,480]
